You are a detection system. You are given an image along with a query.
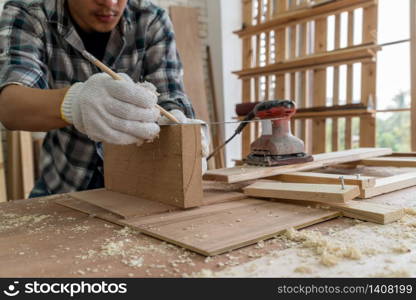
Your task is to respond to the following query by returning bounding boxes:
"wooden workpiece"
[104,124,203,209]
[0,137,6,202]
[360,172,416,199]
[356,157,416,168]
[203,148,392,183]
[243,181,360,203]
[270,172,376,190]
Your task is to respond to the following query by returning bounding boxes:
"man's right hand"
[60,73,161,145]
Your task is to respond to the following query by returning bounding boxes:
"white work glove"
[61,73,160,145]
[158,109,210,172]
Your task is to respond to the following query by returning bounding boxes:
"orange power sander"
[207,100,313,167]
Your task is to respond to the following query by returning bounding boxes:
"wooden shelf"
[235,0,376,38]
[234,44,379,78]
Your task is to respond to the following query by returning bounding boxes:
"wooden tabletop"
[1,167,415,278]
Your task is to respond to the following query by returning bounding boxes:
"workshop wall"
[0,0,211,179]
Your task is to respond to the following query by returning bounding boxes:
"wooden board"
[0,136,7,202]
[357,157,416,167]
[360,172,416,199]
[104,124,203,209]
[269,172,376,189]
[57,196,340,256]
[6,131,23,200]
[170,7,210,124]
[19,131,34,199]
[244,181,360,203]
[203,148,392,183]
[334,201,405,225]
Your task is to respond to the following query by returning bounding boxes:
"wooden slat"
[269,171,376,189]
[244,181,360,203]
[19,132,34,199]
[6,131,23,200]
[235,44,377,78]
[203,148,392,183]
[243,181,403,224]
[359,4,378,147]
[357,157,416,167]
[0,137,7,202]
[411,0,416,151]
[235,0,376,38]
[345,11,354,149]
[104,125,203,209]
[332,14,341,151]
[360,172,416,199]
[312,17,327,154]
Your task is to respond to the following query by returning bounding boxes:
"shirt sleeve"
[0,2,48,91]
[142,8,195,118]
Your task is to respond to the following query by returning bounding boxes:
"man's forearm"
[0,85,69,131]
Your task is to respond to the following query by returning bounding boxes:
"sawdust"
[0,212,50,232]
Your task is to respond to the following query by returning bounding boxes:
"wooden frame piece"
[104,124,203,209]
[356,157,416,167]
[360,172,416,199]
[244,181,360,203]
[0,137,6,202]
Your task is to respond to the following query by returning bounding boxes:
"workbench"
[1,167,416,278]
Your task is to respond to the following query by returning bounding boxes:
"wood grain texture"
[104,125,203,209]
[360,172,416,199]
[357,157,416,167]
[203,148,392,183]
[244,181,360,203]
[269,172,376,189]
[170,7,210,123]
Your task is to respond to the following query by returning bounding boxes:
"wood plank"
[357,157,416,167]
[104,124,203,209]
[170,7,210,123]
[312,17,327,154]
[235,44,377,78]
[269,171,376,189]
[0,136,7,202]
[6,131,23,200]
[121,199,340,256]
[334,201,404,224]
[235,0,376,38]
[244,181,360,203]
[19,132,34,199]
[332,14,341,151]
[243,186,404,224]
[360,172,416,198]
[203,148,392,183]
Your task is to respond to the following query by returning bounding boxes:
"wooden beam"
[294,108,374,119]
[357,157,416,167]
[244,181,360,203]
[6,131,23,200]
[360,172,416,198]
[19,132,34,199]
[203,148,392,183]
[269,171,376,189]
[104,125,203,209]
[235,44,378,78]
[235,0,376,38]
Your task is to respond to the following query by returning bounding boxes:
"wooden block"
[19,131,34,199]
[335,201,404,224]
[203,148,392,183]
[270,172,376,189]
[244,181,360,203]
[104,124,203,209]
[6,131,23,200]
[360,172,416,199]
[358,157,416,167]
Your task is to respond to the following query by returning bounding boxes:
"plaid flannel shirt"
[0,0,195,195]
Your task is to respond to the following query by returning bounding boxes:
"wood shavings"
[405,208,416,216]
[294,265,313,274]
[0,213,50,232]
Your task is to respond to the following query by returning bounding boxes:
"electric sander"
[207,100,313,167]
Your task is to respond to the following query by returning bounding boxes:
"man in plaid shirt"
[0,0,199,197]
